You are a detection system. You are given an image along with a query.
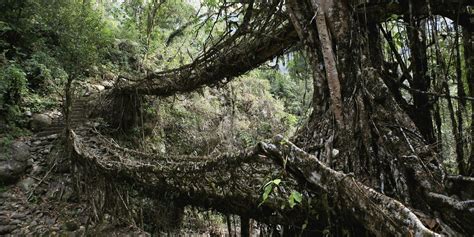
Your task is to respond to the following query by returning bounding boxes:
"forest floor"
[0,133,148,236]
[0,132,244,236]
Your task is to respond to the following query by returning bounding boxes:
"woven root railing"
[68,128,449,235]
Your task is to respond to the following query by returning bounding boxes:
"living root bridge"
[69,129,440,236]
[115,20,299,97]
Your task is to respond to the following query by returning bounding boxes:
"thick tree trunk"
[72,0,474,235]
[289,0,473,234]
[406,16,435,144]
[465,28,474,176]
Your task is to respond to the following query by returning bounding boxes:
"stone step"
[69,112,87,116]
[36,129,63,137]
[69,112,88,117]
[73,102,88,107]
[70,109,87,112]
[50,118,85,125]
[69,114,87,119]
[71,106,88,110]
[34,97,90,137]
[36,125,88,137]
[69,119,87,122]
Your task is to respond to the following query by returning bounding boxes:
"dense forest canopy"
[0,0,473,236]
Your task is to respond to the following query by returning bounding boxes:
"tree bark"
[406,15,435,143]
[313,1,344,128]
[288,0,466,233]
[465,28,474,176]
[240,216,250,237]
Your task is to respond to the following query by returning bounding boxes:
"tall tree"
[82,0,474,235]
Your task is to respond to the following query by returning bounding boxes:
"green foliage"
[0,64,27,106]
[0,0,115,136]
[0,64,28,125]
[49,2,111,77]
[23,52,68,93]
[259,179,281,206]
[258,178,303,209]
[288,191,303,208]
[143,72,297,155]
[259,56,313,119]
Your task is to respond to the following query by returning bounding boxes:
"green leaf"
[259,179,281,206]
[259,184,274,206]
[288,196,295,208]
[288,191,303,208]
[262,184,273,201]
[301,220,308,231]
[292,191,302,203]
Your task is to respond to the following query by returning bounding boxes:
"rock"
[93,84,105,92]
[0,160,27,183]
[6,165,28,184]
[0,217,9,225]
[41,147,51,155]
[103,71,116,81]
[19,177,35,192]
[11,212,27,220]
[0,192,13,199]
[32,165,44,176]
[47,110,62,118]
[101,80,115,89]
[45,134,59,140]
[10,219,22,225]
[0,225,16,234]
[30,114,52,132]
[45,216,56,225]
[27,159,34,167]
[273,134,284,143]
[24,111,32,117]
[0,141,31,183]
[10,141,30,162]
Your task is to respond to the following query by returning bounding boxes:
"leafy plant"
[0,64,29,127]
[259,178,281,206]
[288,191,303,208]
